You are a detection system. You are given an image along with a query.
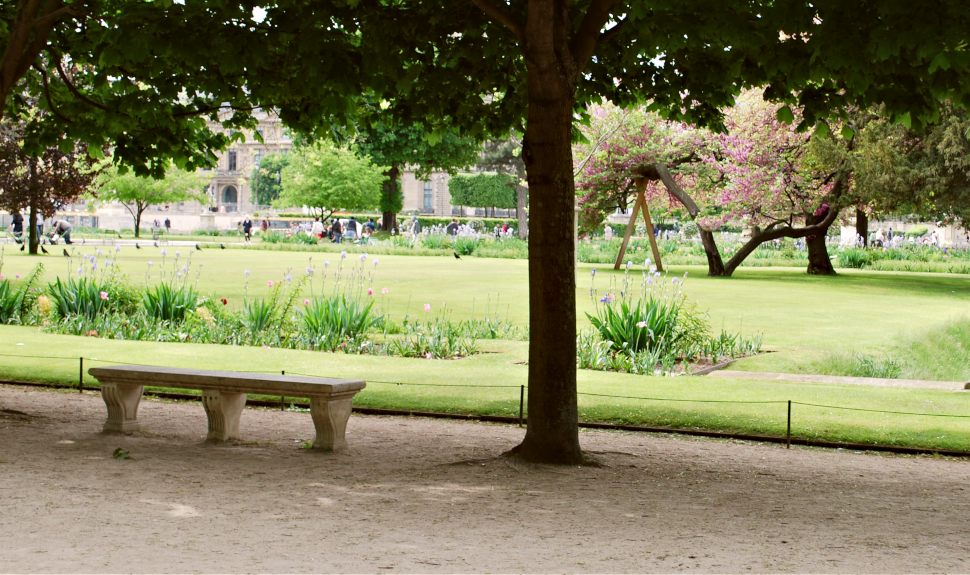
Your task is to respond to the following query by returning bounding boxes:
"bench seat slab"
[101,382,144,433]
[202,390,247,442]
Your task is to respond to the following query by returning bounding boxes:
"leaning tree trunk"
[806,211,837,275]
[699,229,727,276]
[508,6,583,465]
[652,164,726,276]
[855,208,868,248]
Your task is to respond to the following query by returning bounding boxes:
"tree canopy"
[277,141,385,220]
[0,117,98,253]
[353,115,480,231]
[94,164,207,237]
[250,152,289,207]
[449,173,518,211]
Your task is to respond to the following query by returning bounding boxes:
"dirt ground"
[1,384,968,574]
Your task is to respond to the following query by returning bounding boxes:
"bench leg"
[202,391,247,442]
[101,383,144,433]
[309,397,353,451]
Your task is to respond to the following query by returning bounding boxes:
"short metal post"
[78,357,84,393]
[786,400,792,449]
[281,370,286,411]
[518,385,525,427]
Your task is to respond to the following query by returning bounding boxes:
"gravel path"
[1,384,968,574]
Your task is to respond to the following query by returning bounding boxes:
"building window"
[423,181,433,212]
[254,151,262,167]
[228,150,237,172]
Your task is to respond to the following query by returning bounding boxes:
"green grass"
[4,247,970,370]
[2,245,969,452]
[0,326,966,452]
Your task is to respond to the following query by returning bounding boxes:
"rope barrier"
[0,352,965,420]
[791,401,970,419]
[579,391,786,405]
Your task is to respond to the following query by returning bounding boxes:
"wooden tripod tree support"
[613,178,664,271]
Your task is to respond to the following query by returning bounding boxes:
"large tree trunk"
[509,5,582,464]
[855,208,868,248]
[699,229,727,276]
[806,211,836,275]
[381,165,401,233]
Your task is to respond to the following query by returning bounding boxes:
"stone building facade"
[203,110,293,214]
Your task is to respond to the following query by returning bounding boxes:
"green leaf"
[840,124,855,140]
[929,52,951,73]
[776,106,795,124]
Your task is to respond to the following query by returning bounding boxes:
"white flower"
[626,260,633,269]
[373,259,379,267]
[360,253,368,262]
[340,251,347,259]
[244,269,251,277]
[323,260,330,268]
[160,249,167,257]
[147,260,154,267]
[305,266,314,276]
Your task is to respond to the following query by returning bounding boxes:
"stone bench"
[87,365,365,451]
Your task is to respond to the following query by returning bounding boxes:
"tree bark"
[652,164,726,276]
[381,165,401,233]
[806,212,836,275]
[508,3,583,464]
[855,208,868,248]
[699,229,727,276]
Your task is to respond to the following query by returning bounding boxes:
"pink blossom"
[99,291,109,301]
[381,287,389,295]
[425,352,433,360]
[303,298,310,306]
[423,303,431,312]
[267,280,274,287]
[367,288,374,296]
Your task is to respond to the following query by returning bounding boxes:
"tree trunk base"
[503,442,597,466]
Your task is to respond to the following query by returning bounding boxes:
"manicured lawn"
[2,244,968,451]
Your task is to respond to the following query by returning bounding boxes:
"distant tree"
[0,119,98,253]
[477,134,529,237]
[278,141,385,220]
[448,173,518,217]
[354,116,480,232]
[251,153,289,206]
[818,105,970,230]
[94,165,207,237]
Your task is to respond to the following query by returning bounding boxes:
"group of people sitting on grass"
[308,216,377,244]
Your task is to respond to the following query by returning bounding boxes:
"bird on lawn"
[63,248,70,257]
[135,243,141,249]
[116,233,122,239]
[40,245,48,254]
[195,243,202,251]
[19,244,25,251]
[153,241,159,248]
[219,243,226,249]
[453,252,461,259]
